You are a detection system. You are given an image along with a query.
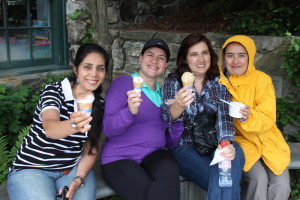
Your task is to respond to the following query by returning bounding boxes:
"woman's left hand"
[60,179,81,200]
[240,104,251,121]
[218,143,235,160]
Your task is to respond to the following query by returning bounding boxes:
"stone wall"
[104,0,205,26]
[65,0,186,58]
[109,30,293,99]
[66,0,90,62]
[106,0,183,26]
[65,0,294,100]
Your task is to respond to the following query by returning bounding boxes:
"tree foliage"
[202,0,300,36]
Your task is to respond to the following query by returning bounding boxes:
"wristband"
[73,176,85,187]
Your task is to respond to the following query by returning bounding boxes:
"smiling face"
[186,41,211,77]
[74,52,106,94]
[139,47,168,80]
[224,42,249,76]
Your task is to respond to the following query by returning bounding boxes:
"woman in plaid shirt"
[161,34,245,200]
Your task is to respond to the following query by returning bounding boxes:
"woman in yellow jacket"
[218,35,291,200]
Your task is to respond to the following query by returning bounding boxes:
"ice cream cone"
[133,76,144,93]
[77,93,95,116]
[181,72,195,89]
[183,82,194,88]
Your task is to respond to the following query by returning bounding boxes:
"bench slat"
[289,142,300,169]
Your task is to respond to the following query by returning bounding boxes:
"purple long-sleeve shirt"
[101,75,183,165]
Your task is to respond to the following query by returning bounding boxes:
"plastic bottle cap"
[220,140,229,147]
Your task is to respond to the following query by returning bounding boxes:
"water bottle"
[218,140,232,187]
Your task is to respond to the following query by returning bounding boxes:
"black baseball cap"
[141,38,170,61]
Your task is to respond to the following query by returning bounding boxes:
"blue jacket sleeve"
[215,82,235,142]
[161,75,183,122]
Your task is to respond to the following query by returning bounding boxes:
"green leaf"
[0,85,6,94]
[294,44,300,52]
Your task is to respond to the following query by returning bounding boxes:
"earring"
[76,78,79,84]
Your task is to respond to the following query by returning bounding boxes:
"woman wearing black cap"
[100,38,183,200]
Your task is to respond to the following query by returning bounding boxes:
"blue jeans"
[7,165,96,200]
[171,143,245,200]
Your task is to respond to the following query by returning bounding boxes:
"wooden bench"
[286,143,300,169]
[1,142,300,200]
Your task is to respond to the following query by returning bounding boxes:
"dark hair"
[175,34,219,86]
[68,43,109,155]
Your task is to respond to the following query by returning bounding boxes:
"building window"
[0,0,68,74]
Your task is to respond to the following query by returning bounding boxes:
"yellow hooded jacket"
[218,35,290,175]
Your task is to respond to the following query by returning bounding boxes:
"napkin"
[210,148,226,166]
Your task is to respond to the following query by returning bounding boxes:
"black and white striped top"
[11,78,89,171]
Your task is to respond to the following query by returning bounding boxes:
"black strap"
[185,109,216,130]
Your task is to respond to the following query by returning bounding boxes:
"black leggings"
[101,149,180,200]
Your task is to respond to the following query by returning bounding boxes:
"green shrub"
[289,170,300,200]
[276,35,300,142]
[223,8,295,36]
[201,0,300,36]
[0,126,30,184]
[280,37,300,89]
[0,73,69,149]
[0,84,35,145]
[277,96,300,131]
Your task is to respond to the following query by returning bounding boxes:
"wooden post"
[87,0,112,96]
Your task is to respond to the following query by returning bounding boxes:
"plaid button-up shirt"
[162,73,235,146]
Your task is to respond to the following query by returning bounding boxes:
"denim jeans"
[171,143,245,200]
[7,164,96,200]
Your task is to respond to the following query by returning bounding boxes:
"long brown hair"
[175,34,219,86]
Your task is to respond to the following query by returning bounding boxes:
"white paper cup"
[229,102,245,118]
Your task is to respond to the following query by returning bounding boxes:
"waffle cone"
[133,82,143,87]
[183,82,193,87]
[78,103,93,110]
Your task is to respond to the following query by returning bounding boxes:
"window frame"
[0,0,68,75]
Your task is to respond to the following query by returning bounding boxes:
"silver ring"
[71,118,77,128]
